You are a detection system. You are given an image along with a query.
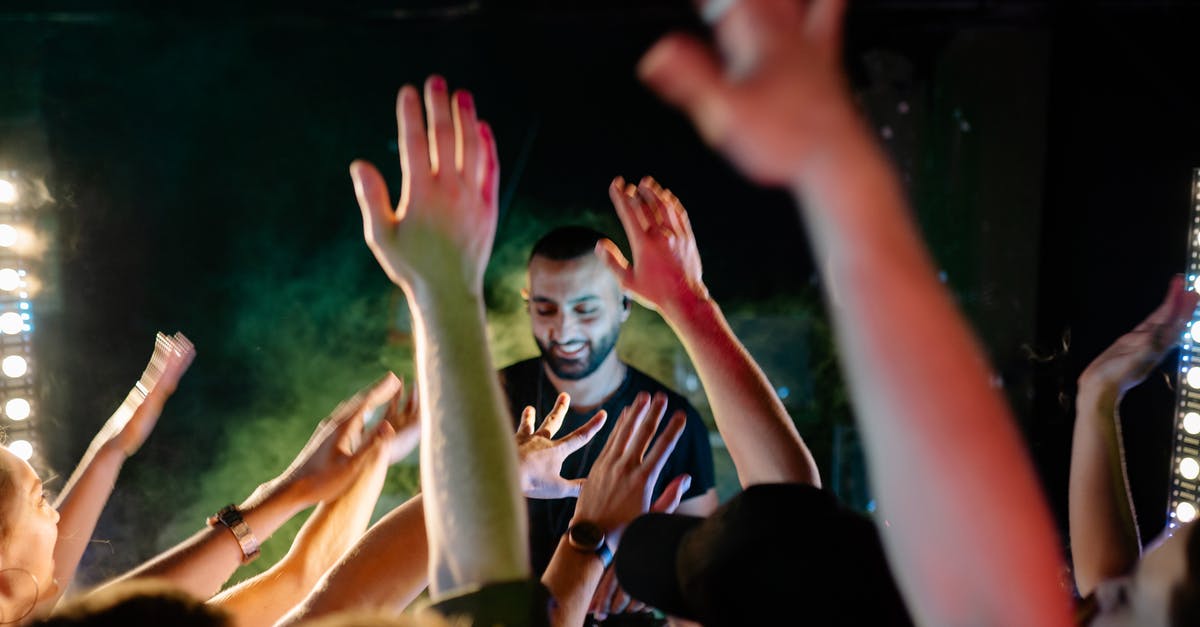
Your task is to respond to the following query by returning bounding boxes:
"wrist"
[244,477,309,516]
[565,519,616,568]
[785,112,885,202]
[661,287,719,329]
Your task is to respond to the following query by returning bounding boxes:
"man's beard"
[536,323,620,381]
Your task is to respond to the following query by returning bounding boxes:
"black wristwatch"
[208,504,261,564]
[567,521,613,569]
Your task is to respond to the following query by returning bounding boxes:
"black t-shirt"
[499,357,716,576]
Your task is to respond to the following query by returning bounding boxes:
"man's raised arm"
[349,75,528,598]
[637,0,1072,624]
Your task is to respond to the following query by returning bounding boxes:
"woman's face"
[0,448,59,604]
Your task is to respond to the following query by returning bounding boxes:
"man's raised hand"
[638,0,852,187]
[351,76,500,298]
[596,176,708,315]
[515,392,608,499]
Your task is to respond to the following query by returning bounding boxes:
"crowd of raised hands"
[2,0,1195,626]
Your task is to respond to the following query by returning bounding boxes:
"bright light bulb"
[6,398,30,421]
[1178,502,1198,523]
[1181,458,1200,480]
[1185,412,1200,435]
[0,225,17,248]
[0,313,23,336]
[2,356,27,378]
[1188,368,1200,389]
[0,180,15,205]
[1194,275,1200,293]
[0,269,20,293]
[8,440,32,461]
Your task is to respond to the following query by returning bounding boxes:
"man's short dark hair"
[528,226,609,264]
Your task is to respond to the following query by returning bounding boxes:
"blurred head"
[0,446,58,620]
[32,580,228,627]
[524,226,630,381]
[1089,522,1200,627]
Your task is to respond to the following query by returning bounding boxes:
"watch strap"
[208,504,261,564]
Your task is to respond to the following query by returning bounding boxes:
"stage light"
[6,398,30,421]
[0,180,15,205]
[0,313,22,335]
[1178,502,1197,523]
[0,269,20,292]
[1186,412,1200,435]
[0,225,16,248]
[2,356,27,379]
[1187,367,1200,389]
[1182,458,1200,480]
[8,440,32,461]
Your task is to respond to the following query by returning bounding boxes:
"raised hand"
[638,0,852,186]
[571,392,689,553]
[515,392,608,499]
[1079,276,1198,397]
[274,374,399,505]
[596,176,708,314]
[103,331,196,456]
[351,75,500,298]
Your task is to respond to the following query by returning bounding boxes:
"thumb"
[638,34,731,149]
[650,474,692,514]
[350,160,394,250]
[595,239,632,289]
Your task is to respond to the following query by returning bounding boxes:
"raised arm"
[1070,277,1197,595]
[541,393,689,627]
[273,493,429,626]
[50,332,195,604]
[350,75,527,597]
[100,374,398,601]
[208,378,419,626]
[597,178,818,487]
[637,0,1072,624]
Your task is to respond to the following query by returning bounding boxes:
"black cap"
[614,483,912,627]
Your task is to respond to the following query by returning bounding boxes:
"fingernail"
[456,90,474,110]
[682,474,693,492]
[429,75,446,91]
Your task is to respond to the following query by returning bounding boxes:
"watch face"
[569,522,605,551]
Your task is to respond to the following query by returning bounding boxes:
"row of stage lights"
[0,174,38,463]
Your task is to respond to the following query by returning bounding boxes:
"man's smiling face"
[526,253,627,381]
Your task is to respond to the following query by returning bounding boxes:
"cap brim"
[614,512,705,621]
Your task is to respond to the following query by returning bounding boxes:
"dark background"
[0,0,1197,588]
